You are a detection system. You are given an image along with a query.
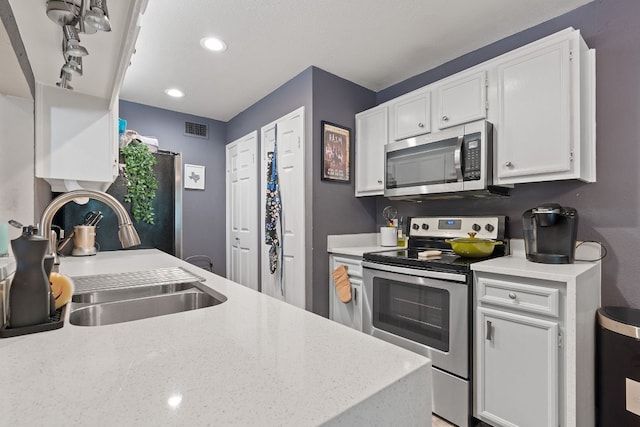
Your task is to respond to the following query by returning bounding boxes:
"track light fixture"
[62,24,89,57]
[84,0,111,32]
[45,0,113,90]
[63,55,83,76]
[56,68,74,90]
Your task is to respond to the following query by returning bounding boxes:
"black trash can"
[597,307,640,426]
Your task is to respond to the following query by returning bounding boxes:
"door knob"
[418,122,425,128]
[442,115,449,122]
[505,161,513,167]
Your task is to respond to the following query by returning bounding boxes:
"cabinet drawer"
[332,256,363,279]
[477,276,559,318]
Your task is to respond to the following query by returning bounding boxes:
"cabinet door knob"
[508,292,517,300]
[377,179,383,184]
[418,122,425,128]
[486,320,493,341]
[442,115,449,122]
[505,161,513,167]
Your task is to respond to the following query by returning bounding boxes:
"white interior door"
[260,107,305,308]
[226,131,258,291]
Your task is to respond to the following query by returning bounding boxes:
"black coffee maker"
[522,203,578,264]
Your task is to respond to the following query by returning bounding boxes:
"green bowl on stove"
[445,232,503,258]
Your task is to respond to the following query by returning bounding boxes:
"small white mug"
[380,226,397,247]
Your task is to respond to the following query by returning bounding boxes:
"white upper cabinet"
[494,28,596,185]
[436,70,487,129]
[353,27,595,192]
[355,104,388,197]
[30,0,148,192]
[35,83,119,192]
[391,89,431,140]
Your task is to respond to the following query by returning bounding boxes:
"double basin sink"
[68,267,226,327]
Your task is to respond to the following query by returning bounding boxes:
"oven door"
[362,262,468,379]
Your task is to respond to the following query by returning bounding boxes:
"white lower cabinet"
[473,259,601,427]
[329,254,364,331]
[476,307,559,427]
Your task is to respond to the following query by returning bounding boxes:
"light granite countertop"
[0,249,432,426]
[327,232,401,257]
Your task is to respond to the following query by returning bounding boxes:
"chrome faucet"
[38,190,141,258]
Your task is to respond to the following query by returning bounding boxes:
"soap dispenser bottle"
[8,226,51,328]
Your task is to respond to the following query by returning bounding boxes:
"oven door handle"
[362,261,467,283]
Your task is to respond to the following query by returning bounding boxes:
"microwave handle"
[454,135,464,181]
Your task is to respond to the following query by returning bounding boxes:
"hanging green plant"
[120,140,158,224]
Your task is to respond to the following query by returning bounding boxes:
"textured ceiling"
[4,0,594,121]
[120,0,594,121]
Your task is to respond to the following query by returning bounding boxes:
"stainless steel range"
[362,215,508,427]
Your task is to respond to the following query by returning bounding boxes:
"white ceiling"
[5,0,594,122]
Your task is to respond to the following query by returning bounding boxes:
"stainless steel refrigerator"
[54,150,183,257]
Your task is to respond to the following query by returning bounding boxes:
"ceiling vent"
[184,121,208,139]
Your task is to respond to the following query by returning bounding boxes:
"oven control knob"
[421,224,429,230]
[485,224,495,232]
[412,223,420,230]
[472,223,481,232]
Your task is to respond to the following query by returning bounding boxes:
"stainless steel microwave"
[384,120,509,199]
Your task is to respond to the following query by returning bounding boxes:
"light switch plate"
[626,378,640,416]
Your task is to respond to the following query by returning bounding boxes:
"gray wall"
[226,67,315,308]
[311,67,377,316]
[374,0,640,308]
[226,66,379,316]
[119,101,227,275]
[226,67,313,142]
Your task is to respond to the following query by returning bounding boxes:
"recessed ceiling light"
[165,88,184,98]
[200,37,227,52]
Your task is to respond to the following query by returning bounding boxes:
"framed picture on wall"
[321,121,351,183]
[184,164,205,190]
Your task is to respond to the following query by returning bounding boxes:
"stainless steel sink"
[72,281,197,304]
[68,268,226,327]
[69,288,225,327]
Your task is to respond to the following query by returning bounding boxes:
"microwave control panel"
[462,133,481,181]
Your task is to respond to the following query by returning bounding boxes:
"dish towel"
[265,125,284,295]
[332,264,352,303]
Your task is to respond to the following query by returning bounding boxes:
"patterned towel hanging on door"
[265,126,282,279]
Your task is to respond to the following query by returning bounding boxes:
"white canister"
[380,227,397,247]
